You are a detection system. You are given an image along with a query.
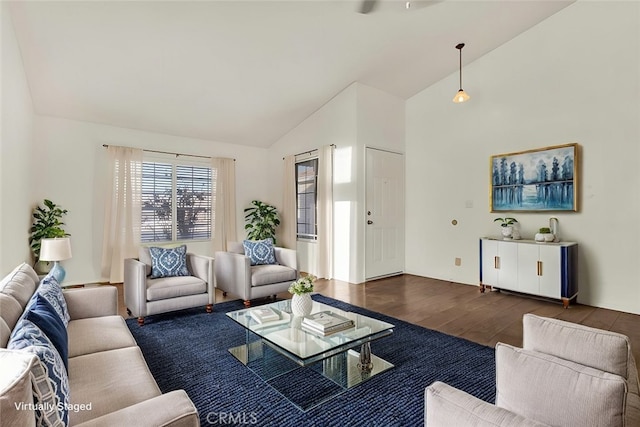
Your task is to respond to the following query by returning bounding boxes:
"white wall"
[32,116,269,285]
[268,82,405,283]
[0,3,35,273]
[405,1,640,314]
[269,84,358,279]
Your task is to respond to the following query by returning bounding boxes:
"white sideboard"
[479,238,578,308]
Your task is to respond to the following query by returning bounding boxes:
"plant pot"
[501,226,513,240]
[291,293,313,317]
[544,233,555,242]
[34,260,52,275]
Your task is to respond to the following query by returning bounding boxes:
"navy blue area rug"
[126,295,495,426]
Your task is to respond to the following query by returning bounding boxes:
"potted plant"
[535,227,555,243]
[29,199,70,272]
[494,217,518,240]
[244,200,280,244]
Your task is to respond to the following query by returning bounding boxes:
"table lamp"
[39,237,72,283]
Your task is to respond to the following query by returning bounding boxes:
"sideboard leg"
[562,298,570,309]
[479,284,486,293]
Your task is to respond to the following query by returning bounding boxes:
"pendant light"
[453,43,470,103]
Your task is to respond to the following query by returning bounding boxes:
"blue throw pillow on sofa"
[243,239,277,266]
[149,245,190,278]
[8,318,70,426]
[37,274,70,326]
[25,293,69,370]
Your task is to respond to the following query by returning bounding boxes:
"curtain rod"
[283,144,336,160]
[102,144,235,161]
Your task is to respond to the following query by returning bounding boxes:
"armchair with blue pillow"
[124,244,215,325]
[214,239,298,307]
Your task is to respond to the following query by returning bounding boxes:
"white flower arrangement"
[288,275,316,295]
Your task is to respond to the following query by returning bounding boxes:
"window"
[296,158,318,240]
[141,160,213,243]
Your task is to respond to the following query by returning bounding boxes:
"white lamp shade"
[39,238,72,261]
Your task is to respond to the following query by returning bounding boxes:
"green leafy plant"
[539,227,552,234]
[244,200,280,244]
[494,217,518,227]
[288,275,316,295]
[29,199,70,260]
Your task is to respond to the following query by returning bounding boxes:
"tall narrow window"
[141,161,212,243]
[296,158,318,240]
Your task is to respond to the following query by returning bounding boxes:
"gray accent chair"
[214,241,298,307]
[425,314,640,427]
[124,247,214,325]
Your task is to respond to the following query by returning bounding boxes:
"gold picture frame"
[490,143,578,212]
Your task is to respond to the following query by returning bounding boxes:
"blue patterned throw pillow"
[8,319,70,427]
[149,245,190,278]
[37,274,70,326]
[243,239,277,266]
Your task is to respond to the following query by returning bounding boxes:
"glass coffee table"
[226,299,394,411]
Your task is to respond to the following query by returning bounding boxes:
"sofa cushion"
[250,264,297,287]
[243,239,276,266]
[8,319,70,427]
[37,275,70,326]
[425,381,550,427]
[496,342,626,427]
[68,346,161,425]
[146,276,206,301]
[523,314,634,385]
[0,263,40,347]
[0,350,39,427]
[149,245,190,278]
[24,294,68,370]
[67,316,137,358]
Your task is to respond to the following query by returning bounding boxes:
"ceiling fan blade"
[359,0,378,14]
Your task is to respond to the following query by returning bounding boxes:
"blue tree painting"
[491,144,577,211]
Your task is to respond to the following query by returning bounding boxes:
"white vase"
[291,293,313,317]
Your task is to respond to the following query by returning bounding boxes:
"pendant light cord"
[459,48,463,90]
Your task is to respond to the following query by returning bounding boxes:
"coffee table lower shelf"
[229,340,394,411]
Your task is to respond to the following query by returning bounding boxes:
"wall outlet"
[455,257,462,266]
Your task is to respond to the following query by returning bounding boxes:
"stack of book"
[301,311,354,336]
[250,307,280,324]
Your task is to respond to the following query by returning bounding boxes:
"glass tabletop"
[226,299,394,364]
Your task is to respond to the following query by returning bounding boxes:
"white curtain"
[317,145,334,279]
[101,146,143,283]
[281,155,297,249]
[212,158,237,252]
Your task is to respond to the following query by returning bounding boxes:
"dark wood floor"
[117,274,640,362]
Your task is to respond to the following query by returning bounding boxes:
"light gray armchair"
[425,314,640,427]
[124,247,214,325]
[214,241,297,307]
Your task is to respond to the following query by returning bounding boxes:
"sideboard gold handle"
[537,261,542,276]
[494,256,499,269]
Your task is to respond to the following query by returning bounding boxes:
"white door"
[365,148,404,280]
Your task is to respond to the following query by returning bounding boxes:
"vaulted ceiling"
[7,1,573,147]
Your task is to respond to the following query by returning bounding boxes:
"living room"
[1,0,639,425]
[3,0,639,315]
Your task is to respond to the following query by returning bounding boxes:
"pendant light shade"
[453,43,470,103]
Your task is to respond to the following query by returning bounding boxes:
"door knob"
[367,220,373,225]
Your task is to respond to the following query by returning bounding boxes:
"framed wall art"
[490,143,578,212]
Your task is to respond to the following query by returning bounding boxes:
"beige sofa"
[425,314,640,427]
[0,263,199,426]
